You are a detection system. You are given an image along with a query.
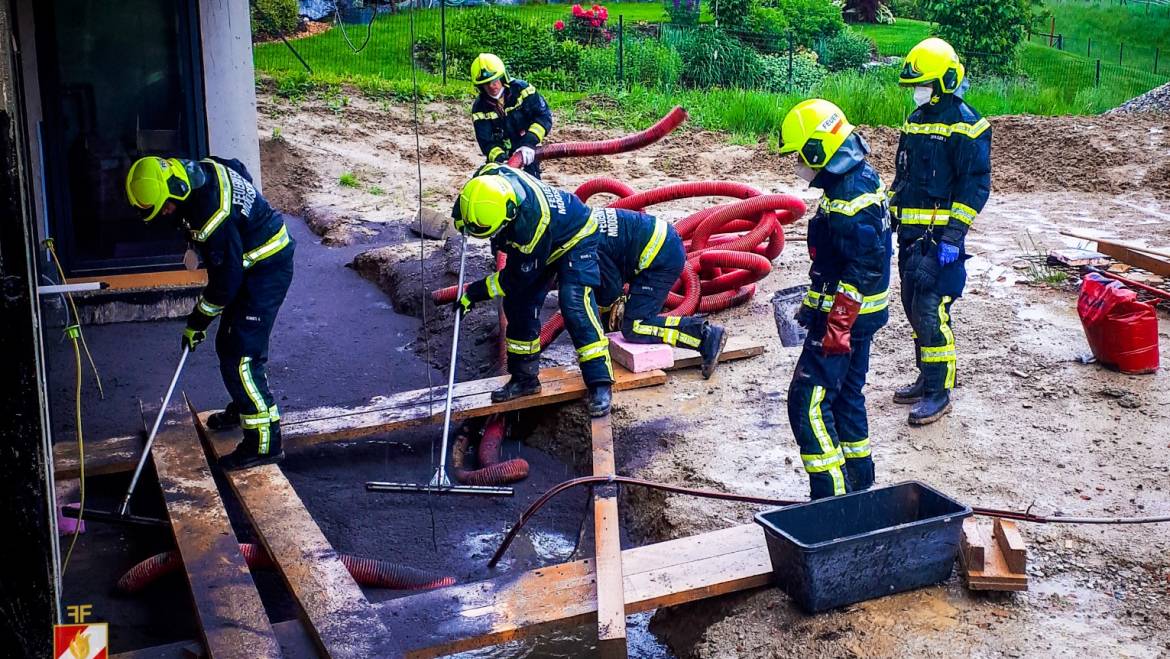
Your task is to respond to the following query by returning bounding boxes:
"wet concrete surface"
[48,215,620,654]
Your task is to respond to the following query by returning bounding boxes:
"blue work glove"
[938,241,961,266]
[181,327,206,351]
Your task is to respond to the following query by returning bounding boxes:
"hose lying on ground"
[451,414,529,486]
[117,543,455,593]
[507,106,689,168]
[487,476,1170,567]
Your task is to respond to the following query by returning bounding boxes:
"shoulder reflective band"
[510,168,551,254]
[527,123,546,142]
[505,86,536,114]
[821,192,886,217]
[194,163,232,242]
[901,117,990,139]
[636,219,669,273]
[243,224,291,269]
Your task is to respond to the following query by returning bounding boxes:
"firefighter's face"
[480,79,504,98]
[161,201,177,216]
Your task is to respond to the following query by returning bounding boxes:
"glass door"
[35,0,207,275]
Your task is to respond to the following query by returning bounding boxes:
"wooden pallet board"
[671,337,765,370]
[151,411,281,659]
[590,414,627,658]
[380,523,771,658]
[961,518,1028,592]
[190,403,393,659]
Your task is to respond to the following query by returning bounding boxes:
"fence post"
[1096,58,1101,87]
[787,31,794,91]
[1087,37,1091,58]
[440,0,447,85]
[1155,48,1160,75]
[1119,42,1124,66]
[1058,34,1063,50]
[617,15,624,87]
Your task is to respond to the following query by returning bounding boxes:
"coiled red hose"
[508,106,689,168]
[117,544,455,593]
[452,423,530,486]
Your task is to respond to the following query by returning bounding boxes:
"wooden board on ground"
[69,269,208,291]
[960,518,1028,591]
[670,337,764,371]
[1059,231,1170,276]
[151,410,281,659]
[590,414,627,658]
[190,401,394,659]
[379,523,771,658]
[55,365,665,480]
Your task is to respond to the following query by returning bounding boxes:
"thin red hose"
[117,544,454,593]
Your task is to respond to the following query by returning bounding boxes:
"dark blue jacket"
[471,79,553,164]
[890,93,991,248]
[180,157,292,331]
[592,208,676,307]
[803,158,893,339]
[466,164,597,301]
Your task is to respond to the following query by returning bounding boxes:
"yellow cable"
[60,329,84,578]
[44,239,104,398]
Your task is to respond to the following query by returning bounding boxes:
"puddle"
[449,611,676,658]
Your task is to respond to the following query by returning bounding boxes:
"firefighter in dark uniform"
[126,156,295,470]
[779,99,892,499]
[890,38,992,425]
[592,207,727,378]
[451,164,614,416]
[469,53,552,179]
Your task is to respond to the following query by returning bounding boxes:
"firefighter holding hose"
[450,163,614,417]
[890,38,992,425]
[469,53,552,179]
[779,99,892,499]
[592,208,728,378]
[125,155,294,471]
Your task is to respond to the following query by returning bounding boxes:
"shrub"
[820,29,874,70]
[758,0,845,46]
[715,0,754,29]
[251,0,299,38]
[579,38,683,89]
[886,0,926,20]
[924,0,1040,76]
[442,8,559,81]
[665,0,703,26]
[556,4,614,47]
[759,51,826,92]
[740,7,790,54]
[671,28,764,88]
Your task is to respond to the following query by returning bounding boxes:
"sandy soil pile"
[256,89,1170,657]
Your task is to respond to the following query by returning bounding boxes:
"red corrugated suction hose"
[117,544,455,593]
[452,422,530,486]
[508,107,689,169]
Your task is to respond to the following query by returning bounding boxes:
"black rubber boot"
[698,323,727,380]
[587,384,612,418]
[219,423,284,471]
[908,391,952,426]
[893,375,925,405]
[492,355,542,403]
[207,402,240,431]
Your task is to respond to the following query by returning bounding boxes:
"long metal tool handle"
[434,235,470,484]
[118,347,189,516]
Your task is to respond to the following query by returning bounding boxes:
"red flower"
[572,4,584,16]
[590,18,600,26]
[598,8,608,20]
[554,19,565,30]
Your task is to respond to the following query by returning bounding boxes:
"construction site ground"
[52,89,1170,656]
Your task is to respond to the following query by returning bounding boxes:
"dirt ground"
[254,88,1170,657]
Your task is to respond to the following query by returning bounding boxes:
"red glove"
[823,293,861,356]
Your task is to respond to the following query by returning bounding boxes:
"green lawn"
[853,18,931,56]
[1040,0,1170,73]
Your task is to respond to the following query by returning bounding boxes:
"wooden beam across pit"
[190,401,394,659]
[590,414,628,657]
[150,407,280,659]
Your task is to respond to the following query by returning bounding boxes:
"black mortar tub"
[754,481,971,613]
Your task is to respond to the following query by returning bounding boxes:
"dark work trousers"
[615,231,706,350]
[215,251,294,456]
[898,245,958,396]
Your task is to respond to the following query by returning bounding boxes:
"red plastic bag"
[1078,273,1159,374]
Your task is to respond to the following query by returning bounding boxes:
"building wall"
[199,0,262,190]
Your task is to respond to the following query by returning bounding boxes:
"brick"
[607,332,675,373]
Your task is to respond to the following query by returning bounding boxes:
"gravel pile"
[1109,81,1170,115]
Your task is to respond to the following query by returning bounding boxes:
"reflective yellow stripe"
[472,111,499,121]
[836,282,863,303]
[487,146,506,162]
[504,85,536,114]
[548,213,598,263]
[486,272,504,298]
[939,295,956,389]
[807,385,845,494]
[801,447,846,472]
[819,191,885,217]
[636,219,668,273]
[527,123,546,142]
[841,438,871,459]
[197,297,224,317]
[897,208,952,225]
[583,289,613,378]
[951,202,978,226]
[576,338,610,361]
[901,117,990,138]
[242,224,290,269]
[194,163,232,242]
[804,289,889,314]
[507,337,541,355]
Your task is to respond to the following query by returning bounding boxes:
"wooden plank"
[670,337,764,371]
[381,523,770,658]
[993,519,1027,574]
[1095,242,1170,277]
[960,518,985,572]
[1060,231,1170,260]
[69,269,208,291]
[190,402,394,659]
[54,366,666,480]
[960,519,1028,592]
[151,413,281,659]
[590,415,627,658]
